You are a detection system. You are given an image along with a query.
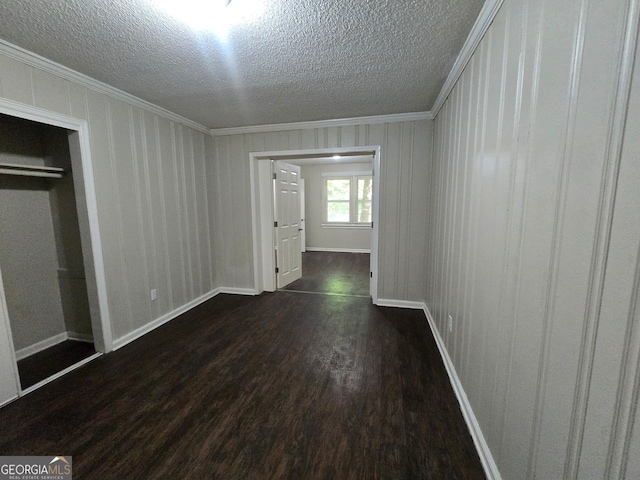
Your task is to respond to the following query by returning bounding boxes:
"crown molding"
[0,39,211,135]
[210,111,433,136]
[431,0,505,118]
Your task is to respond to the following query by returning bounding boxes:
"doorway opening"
[0,102,111,405]
[249,147,381,302]
[280,251,371,297]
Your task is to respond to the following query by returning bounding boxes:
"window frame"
[322,171,373,228]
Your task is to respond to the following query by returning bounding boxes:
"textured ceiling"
[0,0,484,129]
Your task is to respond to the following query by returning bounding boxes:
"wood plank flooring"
[17,340,96,389]
[0,292,485,479]
[282,251,370,296]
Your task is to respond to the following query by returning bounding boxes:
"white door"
[0,269,19,406]
[299,178,306,253]
[274,161,302,288]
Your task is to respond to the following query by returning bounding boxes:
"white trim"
[0,40,210,135]
[370,146,380,303]
[0,98,89,130]
[321,224,372,229]
[111,287,256,350]
[67,332,94,343]
[0,99,113,354]
[218,287,257,296]
[375,298,425,310]
[0,394,17,409]
[252,147,377,160]
[250,146,380,303]
[431,0,506,117]
[211,112,432,136]
[74,125,113,352]
[112,289,221,350]
[321,171,372,177]
[305,247,371,254]
[422,303,502,480]
[20,352,102,396]
[15,333,68,361]
[0,254,20,401]
[288,155,374,165]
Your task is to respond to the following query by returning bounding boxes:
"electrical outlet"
[448,315,453,332]
[151,289,157,301]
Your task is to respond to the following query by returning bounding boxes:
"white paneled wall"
[0,50,219,346]
[427,0,640,478]
[212,120,431,302]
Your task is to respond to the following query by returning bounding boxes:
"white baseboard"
[67,331,94,343]
[219,287,257,296]
[111,287,258,350]
[305,247,371,254]
[16,331,94,360]
[112,289,222,350]
[0,394,18,409]
[15,332,68,360]
[376,298,425,309]
[422,303,502,480]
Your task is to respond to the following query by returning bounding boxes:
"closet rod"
[0,162,65,179]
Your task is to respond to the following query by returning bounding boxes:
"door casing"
[249,146,381,302]
[0,98,113,406]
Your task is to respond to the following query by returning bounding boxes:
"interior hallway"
[0,292,484,479]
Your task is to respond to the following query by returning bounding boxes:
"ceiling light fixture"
[154,0,264,36]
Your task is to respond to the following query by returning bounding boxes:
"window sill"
[322,223,372,229]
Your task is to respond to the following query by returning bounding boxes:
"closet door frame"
[0,98,113,404]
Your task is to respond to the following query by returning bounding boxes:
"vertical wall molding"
[128,106,152,328]
[607,243,640,478]
[527,0,589,476]
[427,0,639,477]
[565,0,640,476]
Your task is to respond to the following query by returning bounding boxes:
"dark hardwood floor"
[0,292,485,479]
[281,251,370,296]
[17,340,96,389]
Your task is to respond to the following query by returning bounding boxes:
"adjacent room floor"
[281,251,370,296]
[0,292,484,479]
[17,340,96,390]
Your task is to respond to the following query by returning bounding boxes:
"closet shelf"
[0,162,65,179]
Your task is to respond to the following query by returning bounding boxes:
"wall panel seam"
[607,240,640,478]
[153,115,173,310]
[178,127,194,299]
[459,56,477,385]
[490,3,511,440]
[128,106,152,327]
[477,30,494,421]
[139,111,159,318]
[202,137,214,290]
[565,0,640,475]
[498,0,536,460]
[105,99,133,336]
[527,0,589,475]
[189,130,203,295]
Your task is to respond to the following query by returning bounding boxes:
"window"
[323,172,373,226]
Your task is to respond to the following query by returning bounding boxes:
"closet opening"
[0,113,101,392]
